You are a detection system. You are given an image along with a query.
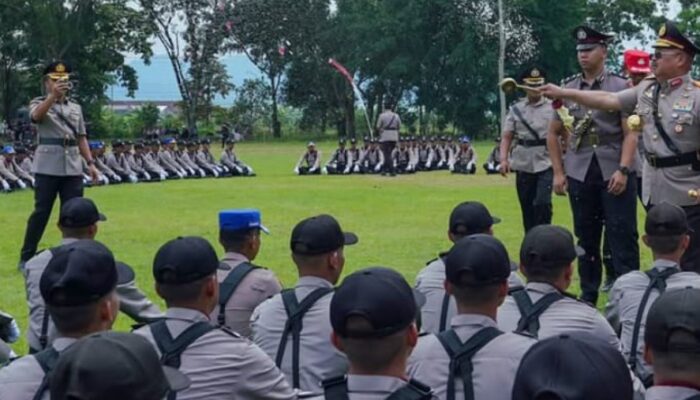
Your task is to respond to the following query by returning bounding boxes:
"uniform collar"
[579,68,607,88]
[60,238,80,246]
[525,281,561,294]
[346,375,408,394]
[524,97,547,107]
[222,251,249,264]
[646,385,700,398]
[660,73,691,92]
[652,258,681,271]
[52,337,79,352]
[166,307,211,323]
[450,313,497,330]
[296,275,334,289]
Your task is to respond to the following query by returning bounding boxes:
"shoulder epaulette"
[512,330,537,339]
[608,71,628,81]
[220,326,242,338]
[425,257,439,266]
[644,74,656,81]
[561,73,581,85]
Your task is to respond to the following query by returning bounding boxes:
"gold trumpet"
[499,78,539,94]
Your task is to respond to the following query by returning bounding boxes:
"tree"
[134,102,160,133]
[140,0,234,134]
[229,78,271,134]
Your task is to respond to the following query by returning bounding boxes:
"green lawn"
[0,140,652,354]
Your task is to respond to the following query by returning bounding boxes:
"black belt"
[646,151,700,168]
[39,138,78,147]
[517,139,546,147]
[577,134,621,148]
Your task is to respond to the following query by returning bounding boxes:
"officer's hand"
[538,84,565,100]
[607,171,628,196]
[553,173,568,196]
[51,80,70,98]
[89,165,100,184]
[499,161,510,177]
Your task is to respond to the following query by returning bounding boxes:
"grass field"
[0,140,652,354]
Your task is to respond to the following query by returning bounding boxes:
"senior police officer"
[376,101,401,176]
[319,267,436,400]
[23,197,163,353]
[500,66,554,232]
[251,214,357,394]
[0,240,123,400]
[545,25,640,306]
[643,288,700,400]
[408,235,536,400]
[212,209,282,337]
[540,20,700,272]
[18,61,99,269]
[605,202,700,387]
[134,236,295,399]
[415,201,523,335]
[497,225,620,348]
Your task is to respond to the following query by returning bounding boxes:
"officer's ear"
[330,331,344,352]
[443,280,453,296]
[406,323,418,348]
[681,234,691,253]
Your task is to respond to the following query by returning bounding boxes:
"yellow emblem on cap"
[55,63,66,73]
[659,24,667,37]
[531,68,541,78]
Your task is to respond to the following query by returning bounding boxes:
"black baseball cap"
[520,225,585,270]
[40,240,131,307]
[50,332,190,400]
[290,215,358,255]
[153,236,220,284]
[59,198,107,228]
[445,234,511,287]
[449,202,501,236]
[645,288,700,353]
[646,202,691,236]
[512,333,633,400]
[331,267,416,339]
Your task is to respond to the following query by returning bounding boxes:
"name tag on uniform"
[673,98,694,112]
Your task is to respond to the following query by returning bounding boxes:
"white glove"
[374,164,382,173]
[1,180,10,192]
[322,167,328,175]
[294,168,300,175]
[144,172,151,181]
[353,165,360,173]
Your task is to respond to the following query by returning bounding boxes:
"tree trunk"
[270,74,281,138]
[498,0,507,132]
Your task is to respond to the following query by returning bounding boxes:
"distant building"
[106,100,180,116]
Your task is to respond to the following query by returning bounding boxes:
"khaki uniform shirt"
[504,97,553,173]
[23,238,163,351]
[616,74,700,206]
[251,276,348,394]
[0,156,19,181]
[605,259,700,381]
[377,111,401,142]
[558,70,630,181]
[296,151,322,170]
[105,152,128,175]
[211,252,282,338]
[134,308,295,400]
[408,314,535,400]
[497,282,620,348]
[0,337,77,400]
[29,97,86,176]
[415,256,524,335]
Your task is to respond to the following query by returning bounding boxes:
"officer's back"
[251,214,358,394]
[497,225,619,348]
[133,236,295,400]
[0,240,122,400]
[319,267,436,400]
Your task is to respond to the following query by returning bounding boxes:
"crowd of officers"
[1,197,700,400]
[294,136,498,176]
[0,137,255,193]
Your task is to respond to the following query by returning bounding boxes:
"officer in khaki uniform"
[212,209,282,338]
[19,61,99,267]
[376,101,401,176]
[409,235,536,400]
[500,67,554,232]
[318,267,436,400]
[497,225,620,349]
[540,20,700,272]
[134,236,295,400]
[605,203,700,387]
[23,198,163,353]
[0,240,123,400]
[251,215,357,395]
[546,26,640,306]
[415,202,523,335]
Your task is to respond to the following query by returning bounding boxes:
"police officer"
[540,20,700,274]
[134,236,295,399]
[295,142,322,175]
[49,332,191,400]
[320,267,436,400]
[416,137,435,171]
[512,333,634,400]
[0,240,123,399]
[0,311,20,363]
[497,225,620,348]
[0,145,29,190]
[449,138,477,174]
[482,138,501,174]
[220,139,255,176]
[325,138,351,175]
[347,138,362,174]
[500,66,554,232]
[376,101,401,176]
[408,235,535,400]
[18,61,99,269]
[213,209,282,337]
[643,288,700,399]
[605,202,700,386]
[251,214,358,394]
[415,201,523,335]
[545,25,640,306]
[23,197,163,353]
[359,139,384,174]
